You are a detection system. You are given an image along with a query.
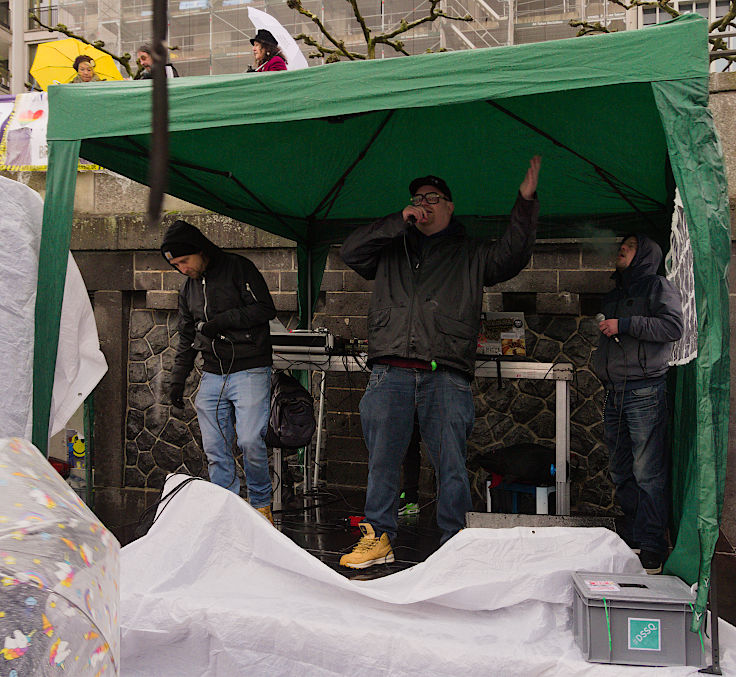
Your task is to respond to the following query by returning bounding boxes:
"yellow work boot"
[339,522,394,569]
[256,505,275,526]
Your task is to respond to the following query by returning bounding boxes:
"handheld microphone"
[406,214,417,226]
[595,313,620,343]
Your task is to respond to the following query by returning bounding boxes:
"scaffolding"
[25,0,734,76]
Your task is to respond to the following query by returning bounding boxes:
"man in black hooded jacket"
[593,233,683,574]
[161,219,277,524]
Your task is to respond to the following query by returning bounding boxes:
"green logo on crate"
[628,618,661,651]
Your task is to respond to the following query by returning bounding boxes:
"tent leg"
[307,248,312,330]
[700,557,721,675]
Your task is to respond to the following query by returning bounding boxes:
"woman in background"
[249,30,287,72]
[71,55,100,83]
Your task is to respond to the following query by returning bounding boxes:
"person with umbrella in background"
[70,55,100,83]
[30,38,123,90]
[248,29,287,72]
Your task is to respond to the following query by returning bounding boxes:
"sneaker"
[398,492,419,516]
[256,505,275,526]
[339,523,394,569]
[639,550,663,575]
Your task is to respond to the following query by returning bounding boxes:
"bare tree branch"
[569,20,614,36]
[294,33,366,60]
[288,0,359,60]
[29,11,137,78]
[290,0,473,61]
[570,0,736,66]
[347,0,372,46]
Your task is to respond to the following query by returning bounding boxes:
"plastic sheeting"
[0,175,106,442]
[120,475,735,676]
[0,437,120,675]
[0,176,43,439]
[48,254,108,439]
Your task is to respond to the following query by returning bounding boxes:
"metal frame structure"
[271,353,574,516]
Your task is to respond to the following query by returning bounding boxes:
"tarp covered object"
[49,253,108,438]
[119,475,736,676]
[36,14,729,626]
[0,437,119,675]
[0,176,107,441]
[0,177,42,439]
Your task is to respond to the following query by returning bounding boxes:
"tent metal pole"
[307,246,313,331]
[700,558,722,674]
[147,0,169,230]
[312,371,327,488]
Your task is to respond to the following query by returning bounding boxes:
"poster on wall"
[477,312,527,357]
[0,92,98,171]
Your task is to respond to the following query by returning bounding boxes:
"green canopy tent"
[34,14,728,627]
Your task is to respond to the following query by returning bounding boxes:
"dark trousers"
[360,365,474,543]
[605,382,669,554]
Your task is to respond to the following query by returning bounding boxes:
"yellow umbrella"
[30,38,123,90]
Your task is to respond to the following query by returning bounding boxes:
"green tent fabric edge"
[652,79,731,630]
[32,139,81,455]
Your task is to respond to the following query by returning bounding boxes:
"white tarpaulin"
[0,176,43,439]
[121,475,736,676]
[0,176,107,441]
[48,253,108,438]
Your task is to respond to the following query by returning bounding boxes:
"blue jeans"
[604,382,669,554]
[195,367,272,508]
[359,365,474,544]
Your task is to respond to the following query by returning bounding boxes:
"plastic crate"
[572,571,705,667]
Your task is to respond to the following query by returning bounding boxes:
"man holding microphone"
[594,234,683,574]
[339,157,541,569]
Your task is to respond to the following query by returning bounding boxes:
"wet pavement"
[274,488,441,579]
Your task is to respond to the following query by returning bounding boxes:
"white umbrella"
[0,438,120,675]
[247,7,309,71]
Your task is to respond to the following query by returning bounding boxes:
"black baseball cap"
[409,175,452,202]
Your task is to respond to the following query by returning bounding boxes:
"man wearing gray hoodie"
[593,234,683,574]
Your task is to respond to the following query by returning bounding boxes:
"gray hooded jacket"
[593,234,683,390]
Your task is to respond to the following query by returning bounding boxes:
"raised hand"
[520,155,542,200]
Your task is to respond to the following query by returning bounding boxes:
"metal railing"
[28,3,59,29]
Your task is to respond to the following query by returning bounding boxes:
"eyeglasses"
[410,192,449,206]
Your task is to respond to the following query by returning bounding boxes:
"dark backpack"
[475,443,556,486]
[265,371,316,449]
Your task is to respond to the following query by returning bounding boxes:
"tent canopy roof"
[46,14,709,245]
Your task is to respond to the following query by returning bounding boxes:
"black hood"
[613,233,662,290]
[160,219,222,270]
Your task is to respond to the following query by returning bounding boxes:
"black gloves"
[197,314,228,340]
[169,383,185,410]
[198,320,220,339]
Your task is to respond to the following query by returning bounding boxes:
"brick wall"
[314,240,618,515]
[119,236,620,525]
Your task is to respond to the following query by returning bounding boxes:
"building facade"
[5,0,734,93]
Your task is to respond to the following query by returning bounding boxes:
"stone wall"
[315,246,616,515]
[3,75,735,549]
